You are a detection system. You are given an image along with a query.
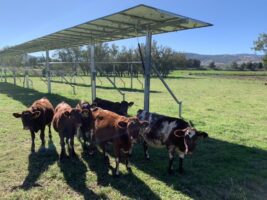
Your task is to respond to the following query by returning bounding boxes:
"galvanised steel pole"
[144,30,152,112]
[46,50,51,93]
[90,45,96,102]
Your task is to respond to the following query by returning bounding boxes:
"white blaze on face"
[187,128,196,138]
[160,121,177,142]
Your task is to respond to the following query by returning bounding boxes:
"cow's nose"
[23,126,29,130]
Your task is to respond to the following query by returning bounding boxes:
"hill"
[184,53,263,66]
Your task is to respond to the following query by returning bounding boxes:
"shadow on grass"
[12,139,58,190]
[0,82,80,107]
[81,149,161,200]
[50,80,161,93]
[58,156,107,200]
[130,138,267,199]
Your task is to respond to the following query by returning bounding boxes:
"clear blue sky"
[0,0,266,55]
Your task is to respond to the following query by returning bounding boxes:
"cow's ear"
[117,121,127,129]
[32,111,41,119]
[13,113,22,118]
[91,107,99,112]
[196,131,208,138]
[174,129,185,138]
[128,102,134,107]
[63,111,71,117]
[141,120,149,127]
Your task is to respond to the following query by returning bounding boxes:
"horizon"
[0,0,266,55]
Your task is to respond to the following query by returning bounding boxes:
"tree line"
[1,34,266,77]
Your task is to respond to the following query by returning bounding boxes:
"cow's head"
[174,127,208,154]
[77,101,91,110]
[77,101,93,128]
[63,108,83,128]
[13,110,41,130]
[121,117,149,142]
[118,101,134,116]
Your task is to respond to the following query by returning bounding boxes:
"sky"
[0,0,266,55]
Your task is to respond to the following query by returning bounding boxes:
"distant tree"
[231,62,239,70]
[208,61,216,69]
[253,33,267,67]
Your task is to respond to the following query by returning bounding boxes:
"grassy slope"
[0,71,267,199]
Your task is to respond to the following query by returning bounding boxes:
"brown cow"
[13,97,54,152]
[53,102,84,160]
[92,108,148,176]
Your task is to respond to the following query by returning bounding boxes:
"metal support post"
[90,45,96,102]
[144,31,152,112]
[113,64,116,85]
[46,50,51,93]
[130,63,133,89]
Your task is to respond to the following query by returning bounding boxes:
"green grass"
[0,71,267,199]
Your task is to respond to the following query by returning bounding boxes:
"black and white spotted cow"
[136,109,208,174]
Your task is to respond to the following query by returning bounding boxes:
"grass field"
[0,71,267,199]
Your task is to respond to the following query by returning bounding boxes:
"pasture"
[0,71,267,199]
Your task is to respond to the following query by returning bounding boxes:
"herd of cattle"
[13,97,208,176]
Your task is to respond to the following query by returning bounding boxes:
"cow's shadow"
[58,155,106,200]
[0,82,80,108]
[81,149,161,200]
[130,137,267,199]
[12,139,58,190]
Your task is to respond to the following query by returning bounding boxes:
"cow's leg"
[167,145,175,175]
[128,143,133,157]
[82,131,87,149]
[59,135,66,160]
[114,145,121,176]
[143,141,150,160]
[178,155,184,174]
[88,130,96,155]
[101,143,109,161]
[40,127,45,146]
[48,123,52,139]
[70,135,77,157]
[125,152,131,171]
[30,130,35,153]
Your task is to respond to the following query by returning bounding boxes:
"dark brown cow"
[76,100,94,152]
[53,102,84,160]
[92,97,134,116]
[92,108,148,176]
[13,98,54,152]
[137,109,208,174]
